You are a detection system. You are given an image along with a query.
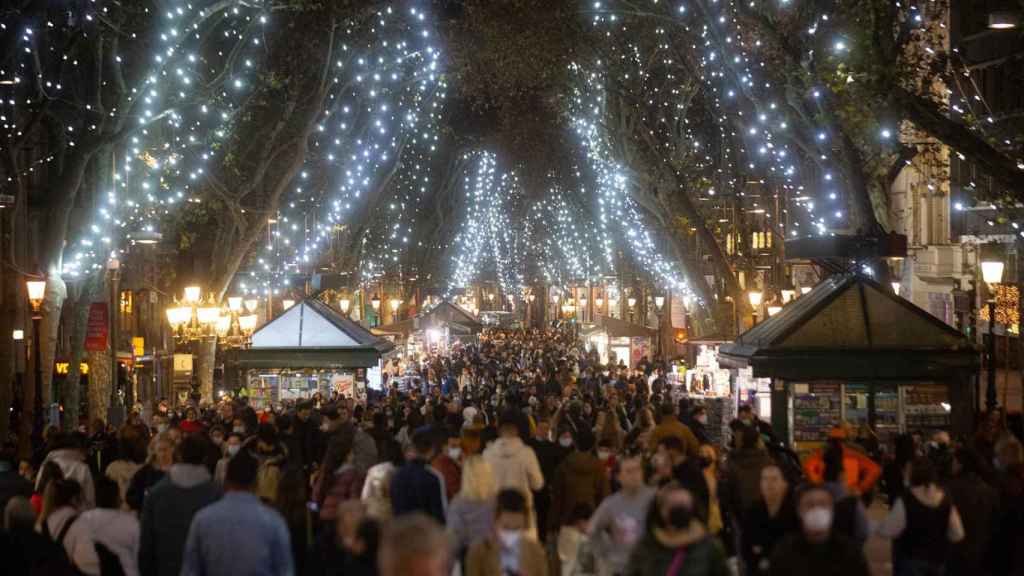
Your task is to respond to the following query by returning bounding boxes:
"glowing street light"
[184,286,201,303]
[982,258,1005,411]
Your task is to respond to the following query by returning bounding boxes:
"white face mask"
[448,447,462,460]
[559,437,572,448]
[696,415,708,425]
[802,506,833,533]
[497,529,521,549]
[233,426,245,434]
[227,445,241,457]
[597,450,611,460]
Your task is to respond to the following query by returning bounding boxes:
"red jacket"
[431,454,462,501]
[178,419,204,434]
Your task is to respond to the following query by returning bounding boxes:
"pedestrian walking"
[623,482,729,576]
[391,427,447,523]
[138,435,221,576]
[877,458,965,576]
[588,453,655,576]
[768,484,870,576]
[466,488,549,576]
[180,450,294,576]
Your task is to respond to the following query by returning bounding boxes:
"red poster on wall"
[84,303,109,351]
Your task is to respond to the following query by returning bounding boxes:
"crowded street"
[3,326,1023,575]
[2,0,1024,574]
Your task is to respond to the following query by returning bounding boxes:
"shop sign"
[55,362,89,375]
[173,354,193,374]
[84,303,109,351]
[132,337,145,357]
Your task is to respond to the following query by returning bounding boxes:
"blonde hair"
[147,432,174,465]
[457,456,497,501]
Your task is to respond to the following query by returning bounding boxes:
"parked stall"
[582,315,656,369]
[374,300,483,357]
[719,273,978,450]
[237,298,394,408]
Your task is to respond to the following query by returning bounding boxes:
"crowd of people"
[0,327,1023,575]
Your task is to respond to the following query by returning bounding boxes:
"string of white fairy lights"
[444,151,526,300]
[1,1,273,277]
[238,4,446,298]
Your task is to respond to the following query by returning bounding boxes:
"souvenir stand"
[237,298,395,407]
[719,273,978,451]
[582,315,655,369]
[376,300,483,358]
[666,338,747,447]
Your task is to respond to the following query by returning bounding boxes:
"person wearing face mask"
[214,433,243,487]
[549,431,609,547]
[689,407,712,445]
[768,485,870,576]
[230,418,247,438]
[466,488,548,576]
[432,428,463,501]
[624,483,728,576]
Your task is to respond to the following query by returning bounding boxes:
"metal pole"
[32,314,43,442]
[987,299,997,411]
[108,262,123,425]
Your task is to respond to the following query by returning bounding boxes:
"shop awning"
[719,273,978,381]
[239,298,394,369]
[417,300,483,332]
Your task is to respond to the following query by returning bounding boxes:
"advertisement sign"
[84,303,109,351]
[132,337,145,357]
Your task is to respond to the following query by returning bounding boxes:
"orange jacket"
[803,444,881,495]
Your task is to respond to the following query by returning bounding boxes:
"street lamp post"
[370,294,381,326]
[654,295,665,362]
[389,298,401,324]
[748,290,763,326]
[26,279,46,438]
[982,260,1005,411]
[108,259,123,426]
